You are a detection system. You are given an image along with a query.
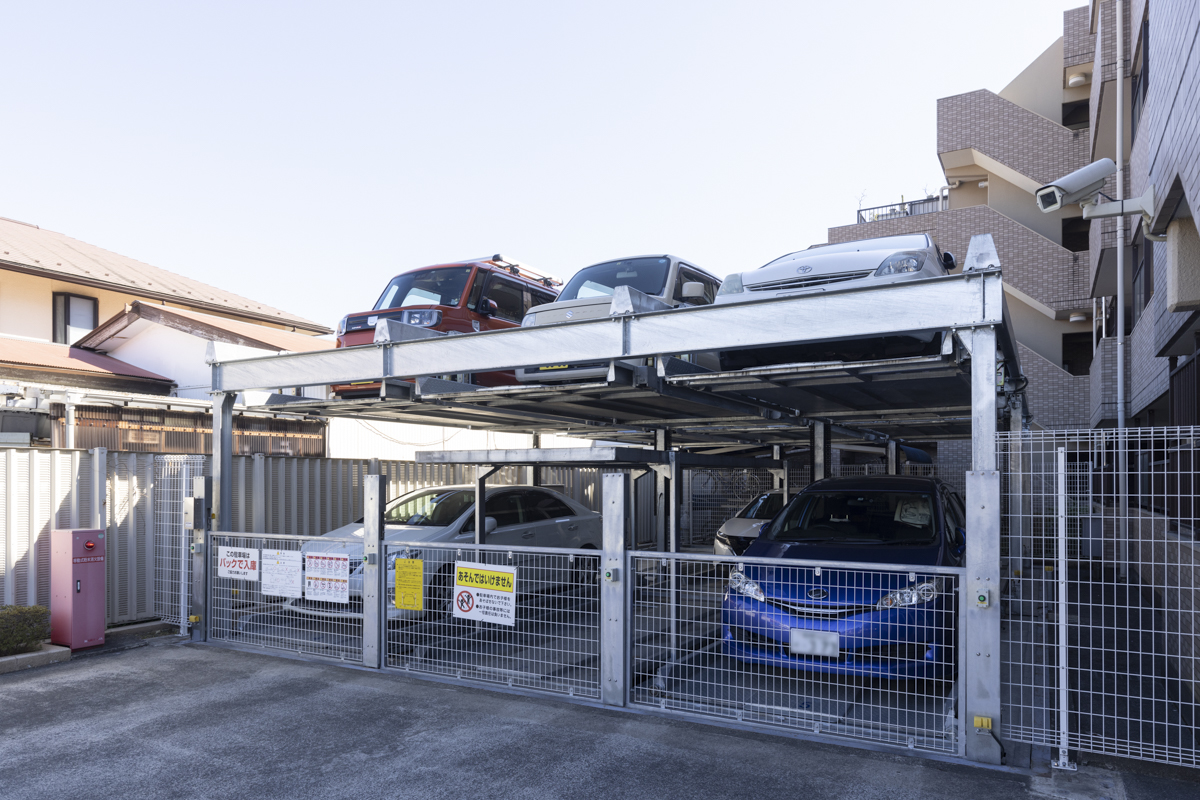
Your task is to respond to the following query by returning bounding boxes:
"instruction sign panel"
[217,546,259,581]
[262,549,303,598]
[305,553,350,604]
[452,562,516,626]
[394,557,424,611]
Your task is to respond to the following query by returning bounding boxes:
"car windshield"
[383,489,474,526]
[374,267,473,310]
[558,257,671,301]
[737,492,784,521]
[761,235,929,268]
[765,491,937,545]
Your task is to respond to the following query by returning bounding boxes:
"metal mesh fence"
[384,541,601,699]
[628,552,963,754]
[153,455,205,629]
[684,468,775,547]
[999,427,1200,767]
[208,532,364,662]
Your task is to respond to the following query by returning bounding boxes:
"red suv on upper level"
[333,255,560,395]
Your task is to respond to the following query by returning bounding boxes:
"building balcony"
[855,196,946,225]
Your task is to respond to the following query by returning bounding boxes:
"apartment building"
[830,1,1199,434]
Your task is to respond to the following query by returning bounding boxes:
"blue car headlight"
[728,567,765,602]
[876,577,942,610]
[874,251,926,276]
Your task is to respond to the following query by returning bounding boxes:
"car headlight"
[401,309,443,327]
[716,272,744,296]
[728,567,765,601]
[335,316,348,336]
[521,313,536,327]
[874,251,927,276]
[876,577,942,610]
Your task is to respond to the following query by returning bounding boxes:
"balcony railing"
[856,196,946,224]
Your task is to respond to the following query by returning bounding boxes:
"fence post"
[600,472,626,706]
[362,474,383,669]
[1053,447,1076,770]
[252,453,266,533]
[90,447,107,531]
[212,392,235,532]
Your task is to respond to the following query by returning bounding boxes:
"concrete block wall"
[1018,343,1091,429]
[1064,5,1095,70]
[1090,336,1133,426]
[938,90,1091,185]
[1131,291,1171,417]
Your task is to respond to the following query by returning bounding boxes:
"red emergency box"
[51,529,106,649]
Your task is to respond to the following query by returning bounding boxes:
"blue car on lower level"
[722,476,966,679]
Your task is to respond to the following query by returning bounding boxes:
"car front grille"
[745,269,875,292]
[765,598,875,619]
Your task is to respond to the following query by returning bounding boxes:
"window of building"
[1062,332,1093,376]
[1061,99,1090,131]
[52,292,99,344]
[1061,217,1091,252]
[1132,229,1154,329]
[1132,19,1149,142]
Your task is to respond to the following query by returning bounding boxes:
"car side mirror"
[942,252,957,271]
[681,281,706,302]
[480,298,499,317]
[485,516,498,535]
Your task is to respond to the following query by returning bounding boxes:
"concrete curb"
[0,643,70,675]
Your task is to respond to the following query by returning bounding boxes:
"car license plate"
[789,629,840,657]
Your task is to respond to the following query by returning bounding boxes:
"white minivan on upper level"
[515,255,723,383]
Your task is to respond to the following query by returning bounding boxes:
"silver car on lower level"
[291,484,601,620]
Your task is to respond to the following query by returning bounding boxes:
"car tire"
[572,546,600,590]
[429,564,461,624]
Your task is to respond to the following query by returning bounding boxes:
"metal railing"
[627,551,964,755]
[383,541,602,699]
[856,196,946,224]
[208,532,365,663]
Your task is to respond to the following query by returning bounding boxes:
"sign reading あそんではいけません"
[452,562,516,626]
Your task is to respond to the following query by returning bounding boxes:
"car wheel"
[429,564,460,623]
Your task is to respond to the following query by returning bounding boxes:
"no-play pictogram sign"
[456,590,475,613]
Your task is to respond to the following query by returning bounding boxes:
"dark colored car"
[722,476,966,679]
[333,255,560,395]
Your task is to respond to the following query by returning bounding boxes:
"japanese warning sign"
[217,547,259,581]
[305,552,350,603]
[452,562,516,626]
[261,549,303,598]
[394,557,424,611]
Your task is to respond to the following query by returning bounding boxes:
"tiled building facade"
[830,1,1199,436]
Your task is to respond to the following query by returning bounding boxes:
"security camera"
[1035,158,1116,213]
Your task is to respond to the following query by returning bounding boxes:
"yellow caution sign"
[394,557,424,611]
[455,565,515,592]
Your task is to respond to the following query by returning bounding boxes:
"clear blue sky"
[2,1,1087,330]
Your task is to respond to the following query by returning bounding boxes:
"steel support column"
[362,474,383,669]
[810,422,830,481]
[654,429,671,552]
[212,392,235,532]
[886,440,898,474]
[600,472,626,706]
[965,325,1002,765]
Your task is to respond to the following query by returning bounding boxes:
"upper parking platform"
[210,258,1025,450]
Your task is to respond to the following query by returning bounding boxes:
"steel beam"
[362,475,383,669]
[600,472,626,706]
[212,272,1005,393]
[964,324,1002,765]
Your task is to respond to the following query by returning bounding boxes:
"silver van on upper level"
[516,255,722,383]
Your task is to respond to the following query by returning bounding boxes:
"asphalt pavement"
[0,640,1196,800]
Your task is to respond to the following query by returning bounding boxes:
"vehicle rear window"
[558,257,671,301]
[374,267,473,310]
[737,492,784,520]
[765,491,937,545]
